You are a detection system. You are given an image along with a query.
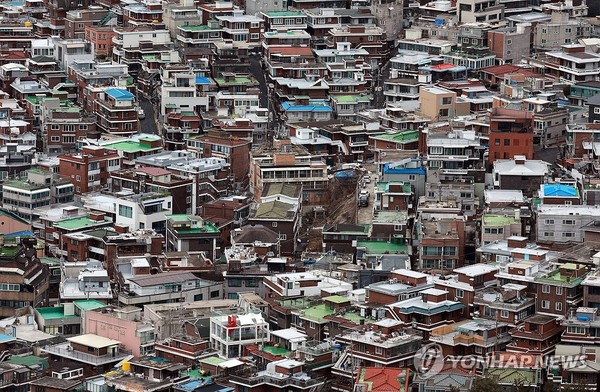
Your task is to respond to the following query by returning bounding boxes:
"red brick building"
[58,146,121,194]
[187,131,252,184]
[489,107,534,164]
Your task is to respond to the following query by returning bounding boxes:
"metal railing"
[42,344,132,365]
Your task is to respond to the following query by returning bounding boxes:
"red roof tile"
[269,46,314,56]
[135,167,171,176]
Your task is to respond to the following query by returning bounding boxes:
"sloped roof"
[253,200,295,220]
[542,184,578,198]
[233,224,280,244]
[262,183,301,199]
[356,367,405,391]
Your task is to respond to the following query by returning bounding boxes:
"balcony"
[88,245,105,255]
[559,65,599,76]
[229,372,324,389]
[42,343,132,365]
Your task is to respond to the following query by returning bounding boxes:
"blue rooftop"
[105,88,134,100]
[5,230,33,238]
[196,77,211,85]
[383,162,426,176]
[0,334,15,343]
[281,101,333,112]
[543,184,578,198]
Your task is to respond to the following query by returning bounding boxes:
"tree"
[470,377,502,392]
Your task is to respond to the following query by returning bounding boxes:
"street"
[249,56,269,108]
[356,165,377,225]
[139,95,158,135]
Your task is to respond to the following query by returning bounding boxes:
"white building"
[456,0,504,23]
[160,66,210,116]
[82,191,172,233]
[119,271,222,306]
[537,205,600,244]
[52,37,94,69]
[210,313,269,358]
[60,260,112,301]
[264,272,353,297]
[544,44,600,84]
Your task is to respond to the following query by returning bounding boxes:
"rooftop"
[54,215,112,231]
[357,241,408,255]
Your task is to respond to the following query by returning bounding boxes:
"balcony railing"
[229,372,324,388]
[42,343,132,365]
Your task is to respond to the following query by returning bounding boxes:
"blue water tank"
[435,18,444,27]
[335,343,342,351]
[577,315,590,321]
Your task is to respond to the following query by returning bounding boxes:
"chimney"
[514,155,526,165]
[88,212,105,221]
[114,224,129,233]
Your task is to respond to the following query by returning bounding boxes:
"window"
[556,286,563,295]
[544,219,554,225]
[595,107,600,114]
[394,225,402,231]
[501,310,509,318]
[76,175,81,181]
[562,232,574,238]
[309,321,315,329]
[210,290,220,298]
[228,280,242,287]
[563,219,576,225]
[442,97,452,105]
[494,139,500,146]
[567,326,585,334]
[272,222,278,228]
[542,285,550,293]
[555,302,562,311]
[375,347,382,354]
[456,289,464,298]
[504,139,510,146]
[119,205,132,218]
[541,300,550,309]
[280,234,287,240]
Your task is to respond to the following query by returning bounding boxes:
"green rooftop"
[370,130,419,144]
[40,257,61,266]
[262,345,291,356]
[200,356,225,366]
[333,94,373,104]
[179,24,221,31]
[36,306,78,320]
[2,179,49,191]
[214,76,254,86]
[74,299,108,311]
[7,355,48,370]
[263,10,305,17]
[182,368,212,381]
[0,245,22,257]
[103,140,161,153]
[167,214,220,234]
[356,240,408,255]
[535,264,587,287]
[483,215,519,226]
[54,216,111,231]
[324,295,350,304]
[301,304,334,322]
[485,368,537,385]
[375,181,412,194]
